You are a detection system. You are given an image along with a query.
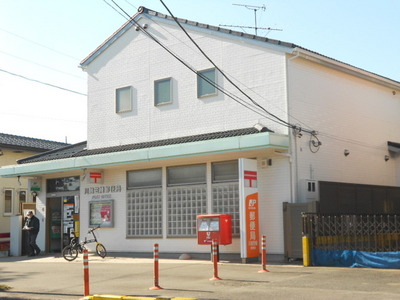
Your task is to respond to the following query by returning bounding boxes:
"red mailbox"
[197,214,232,245]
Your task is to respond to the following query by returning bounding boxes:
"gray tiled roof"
[80,7,400,87]
[18,127,271,164]
[0,133,69,153]
[80,6,297,67]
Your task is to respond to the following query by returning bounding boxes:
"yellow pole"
[302,235,311,267]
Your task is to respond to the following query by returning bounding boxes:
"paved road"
[1,254,400,300]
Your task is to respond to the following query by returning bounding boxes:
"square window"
[197,68,216,98]
[154,78,172,106]
[116,86,132,113]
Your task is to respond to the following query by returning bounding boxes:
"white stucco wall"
[287,57,400,192]
[85,17,290,150]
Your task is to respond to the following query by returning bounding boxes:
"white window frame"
[4,188,13,216]
[116,86,132,113]
[197,68,217,98]
[154,77,172,106]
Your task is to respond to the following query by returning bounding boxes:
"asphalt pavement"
[1,253,400,300]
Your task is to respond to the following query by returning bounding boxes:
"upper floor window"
[197,68,217,98]
[116,86,132,113]
[154,78,172,106]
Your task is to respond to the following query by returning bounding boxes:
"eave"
[0,132,289,178]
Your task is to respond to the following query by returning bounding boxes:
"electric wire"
[0,68,87,96]
[138,9,315,132]
[0,27,80,61]
[105,0,290,128]
[101,1,392,154]
[0,50,84,79]
[160,0,292,129]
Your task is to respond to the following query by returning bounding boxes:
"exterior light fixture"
[344,149,350,156]
[385,155,390,162]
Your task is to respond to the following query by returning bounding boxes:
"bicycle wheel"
[96,243,107,258]
[62,245,79,261]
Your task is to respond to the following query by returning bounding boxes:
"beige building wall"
[287,56,400,199]
[0,149,36,234]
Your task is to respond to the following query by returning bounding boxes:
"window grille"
[126,188,162,238]
[167,185,207,237]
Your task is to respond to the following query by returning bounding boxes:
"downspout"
[286,50,301,203]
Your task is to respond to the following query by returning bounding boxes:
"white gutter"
[291,48,400,91]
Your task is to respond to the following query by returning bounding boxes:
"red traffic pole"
[83,249,90,296]
[209,239,222,281]
[149,243,163,290]
[258,235,269,273]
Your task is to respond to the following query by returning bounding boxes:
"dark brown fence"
[302,214,400,252]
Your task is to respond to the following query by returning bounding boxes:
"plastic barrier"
[209,239,221,281]
[302,235,311,266]
[83,249,90,296]
[258,235,269,273]
[149,243,163,290]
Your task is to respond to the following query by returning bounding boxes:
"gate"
[302,213,400,268]
[303,213,400,252]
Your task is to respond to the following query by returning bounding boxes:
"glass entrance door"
[47,198,62,253]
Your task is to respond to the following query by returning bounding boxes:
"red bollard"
[83,249,90,296]
[209,239,222,281]
[149,243,163,290]
[258,235,269,273]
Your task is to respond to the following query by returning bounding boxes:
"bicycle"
[62,225,107,261]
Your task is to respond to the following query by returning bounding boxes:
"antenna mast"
[234,4,265,35]
[220,3,282,35]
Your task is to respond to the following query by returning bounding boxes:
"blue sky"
[0,0,399,144]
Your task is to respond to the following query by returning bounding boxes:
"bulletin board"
[89,200,114,227]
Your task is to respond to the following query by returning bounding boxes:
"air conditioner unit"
[260,158,272,169]
[299,179,319,203]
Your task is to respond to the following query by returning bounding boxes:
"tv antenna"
[220,3,282,36]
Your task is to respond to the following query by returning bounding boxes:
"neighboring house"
[0,7,399,260]
[0,133,68,236]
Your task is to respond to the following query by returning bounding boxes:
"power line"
[139,9,314,132]
[98,1,392,154]
[0,68,87,96]
[102,1,286,127]
[105,1,291,128]
[159,0,292,128]
[0,27,80,60]
[0,50,84,79]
